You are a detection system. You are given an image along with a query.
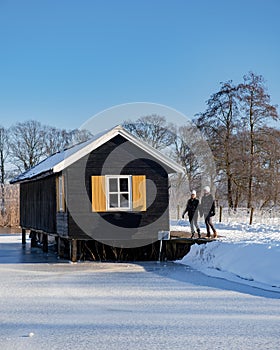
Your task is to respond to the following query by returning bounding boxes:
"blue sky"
[0,0,280,130]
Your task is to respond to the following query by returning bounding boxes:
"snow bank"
[177,241,280,290]
[174,221,280,292]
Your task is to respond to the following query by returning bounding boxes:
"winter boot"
[213,231,217,239]
[191,232,195,239]
[197,229,201,239]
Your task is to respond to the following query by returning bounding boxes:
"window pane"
[119,178,128,192]
[120,193,129,208]
[109,194,118,208]
[109,178,118,192]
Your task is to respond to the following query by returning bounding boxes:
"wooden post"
[177,205,180,220]
[158,239,163,262]
[42,234,48,253]
[30,230,37,247]
[249,207,254,225]
[219,206,222,223]
[71,239,77,262]
[57,237,65,259]
[22,229,26,245]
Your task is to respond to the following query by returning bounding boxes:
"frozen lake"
[0,235,280,350]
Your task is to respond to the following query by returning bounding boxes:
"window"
[106,176,131,210]
[91,175,146,212]
[57,175,65,212]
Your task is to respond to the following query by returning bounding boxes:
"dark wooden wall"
[65,135,170,244]
[20,176,57,234]
[56,212,68,237]
[19,135,172,249]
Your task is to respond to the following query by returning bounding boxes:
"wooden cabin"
[11,125,184,261]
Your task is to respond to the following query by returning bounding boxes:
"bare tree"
[123,115,174,150]
[9,121,93,172]
[67,128,92,146]
[43,127,92,156]
[0,127,9,215]
[172,125,201,189]
[195,81,240,207]
[254,127,280,207]
[238,72,279,208]
[9,120,46,172]
[44,126,69,156]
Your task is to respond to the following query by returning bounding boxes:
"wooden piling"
[30,230,37,247]
[22,229,26,245]
[71,239,77,262]
[42,234,48,253]
[56,237,60,256]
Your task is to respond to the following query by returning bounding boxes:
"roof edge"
[53,125,184,174]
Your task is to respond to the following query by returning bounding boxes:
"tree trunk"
[0,149,5,216]
[225,123,233,208]
[247,98,254,209]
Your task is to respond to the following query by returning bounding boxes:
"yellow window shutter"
[132,175,146,211]
[92,176,106,212]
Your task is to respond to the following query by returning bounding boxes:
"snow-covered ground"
[172,219,280,292]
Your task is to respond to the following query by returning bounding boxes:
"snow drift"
[174,221,280,292]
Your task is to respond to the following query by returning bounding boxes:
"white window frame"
[105,175,132,211]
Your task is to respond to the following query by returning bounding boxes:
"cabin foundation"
[21,229,215,262]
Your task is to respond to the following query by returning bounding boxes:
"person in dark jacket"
[200,186,217,238]
[182,190,201,238]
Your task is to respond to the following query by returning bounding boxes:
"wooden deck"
[163,231,217,261]
[170,230,218,240]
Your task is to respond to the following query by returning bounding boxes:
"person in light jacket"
[200,186,217,238]
[182,190,201,239]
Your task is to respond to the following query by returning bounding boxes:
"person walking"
[182,190,201,239]
[200,186,217,238]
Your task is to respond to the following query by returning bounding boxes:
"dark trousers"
[205,215,216,236]
[189,214,200,234]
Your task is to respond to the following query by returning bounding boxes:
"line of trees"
[0,120,92,216]
[124,72,280,209]
[1,71,279,214]
[195,72,279,209]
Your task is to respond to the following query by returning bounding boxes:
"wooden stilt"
[71,239,77,262]
[22,229,26,245]
[30,230,37,247]
[42,234,48,253]
[57,237,61,258]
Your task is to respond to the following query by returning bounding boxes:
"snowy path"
[1,260,280,350]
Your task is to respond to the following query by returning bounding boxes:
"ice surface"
[0,234,280,350]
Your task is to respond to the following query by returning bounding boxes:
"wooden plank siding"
[20,176,57,234]
[56,212,69,237]
[65,135,170,242]
[19,135,171,246]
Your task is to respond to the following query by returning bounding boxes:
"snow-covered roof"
[10,125,184,184]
